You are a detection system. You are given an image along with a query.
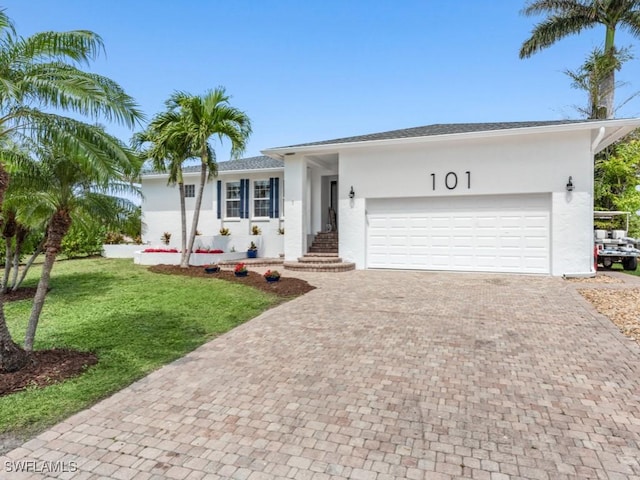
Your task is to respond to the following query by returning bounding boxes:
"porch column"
[284,155,308,261]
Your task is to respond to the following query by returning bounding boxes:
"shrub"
[104,231,125,244]
[61,225,104,258]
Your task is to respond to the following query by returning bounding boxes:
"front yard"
[0,258,291,447]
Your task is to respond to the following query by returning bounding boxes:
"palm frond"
[520,12,597,58]
[9,30,105,66]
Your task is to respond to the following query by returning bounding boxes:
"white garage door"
[366,195,550,274]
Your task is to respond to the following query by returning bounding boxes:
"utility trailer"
[594,211,640,271]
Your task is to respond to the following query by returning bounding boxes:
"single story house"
[141,119,640,276]
[261,119,640,276]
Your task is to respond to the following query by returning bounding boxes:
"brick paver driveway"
[2,271,640,479]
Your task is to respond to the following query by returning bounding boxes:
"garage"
[366,194,550,274]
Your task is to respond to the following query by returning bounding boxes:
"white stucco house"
[141,156,285,258]
[141,119,640,276]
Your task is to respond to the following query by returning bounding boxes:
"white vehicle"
[594,211,640,271]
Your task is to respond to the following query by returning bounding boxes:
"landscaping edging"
[133,251,247,266]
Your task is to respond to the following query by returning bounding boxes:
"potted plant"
[234,262,248,277]
[247,241,258,259]
[251,225,262,235]
[263,270,281,283]
[161,232,172,245]
[204,263,220,274]
[219,227,230,236]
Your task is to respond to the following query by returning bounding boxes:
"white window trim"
[184,184,196,198]
[253,179,270,219]
[225,181,241,219]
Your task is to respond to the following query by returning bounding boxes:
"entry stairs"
[283,232,355,272]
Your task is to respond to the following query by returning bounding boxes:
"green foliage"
[0,258,278,433]
[594,139,640,236]
[0,229,44,266]
[103,231,124,244]
[60,224,105,258]
[564,47,635,119]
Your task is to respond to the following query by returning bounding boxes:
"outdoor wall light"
[349,186,355,199]
[566,176,574,192]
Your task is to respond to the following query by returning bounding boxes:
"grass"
[0,257,279,435]
[607,263,640,276]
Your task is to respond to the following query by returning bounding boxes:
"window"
[226,181,240,217]
[184,184,195,198]
[254,180,270,217]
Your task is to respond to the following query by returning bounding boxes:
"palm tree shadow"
[32,271,120,306]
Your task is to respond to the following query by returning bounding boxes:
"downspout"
[591,126,606,152]
[590,126,606,276]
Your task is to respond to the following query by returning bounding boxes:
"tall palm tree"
[151,88,251,268]
[10,135,141,351]
[0,9,143,372]
[520,0,640,118]
[133,115,196,257]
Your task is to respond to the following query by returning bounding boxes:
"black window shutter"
[274,178,280,218]
[216,180,222,219]
[243,178,250,218]
[239,179,245,218]
[268,178,275,218]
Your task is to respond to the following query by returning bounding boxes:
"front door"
[330,180,338,231]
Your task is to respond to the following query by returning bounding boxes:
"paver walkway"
[2,271,640,479]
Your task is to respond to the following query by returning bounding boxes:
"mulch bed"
[2,287,39,302]
[148,265,316,297]
[579,288,640,345]
[0,349,98,397]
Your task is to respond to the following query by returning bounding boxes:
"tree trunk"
[182,161,207,268]
[0,310,28,373]
[2,239,11,293]
[12,238,45,292]
[600,69,615,119]
[0,164,27,372]
[9,226,27,290]
[24,210,71,351]
[178,182,188,267]
[602,26,616,119]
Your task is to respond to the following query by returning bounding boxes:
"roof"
[142,155,283,176]
[262,119,640,157]
[273,120,599,149]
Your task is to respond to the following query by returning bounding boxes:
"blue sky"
[6,1,640,159]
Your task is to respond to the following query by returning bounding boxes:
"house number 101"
[430,171,471,190]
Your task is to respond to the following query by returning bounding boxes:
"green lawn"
[0,257,279,435]
[607,263,640,276]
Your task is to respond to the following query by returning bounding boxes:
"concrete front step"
[283,261,355,272]
[217,257,284,267]
[304,252,339,257]
[298,256,343,263]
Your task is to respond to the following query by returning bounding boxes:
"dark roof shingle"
[274,120,598,149]
[143,155,283,176]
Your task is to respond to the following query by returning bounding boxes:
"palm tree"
[11,135,141,351]
[564,46,637,118]
[150,88,251,268]
[133,115,196,257]
[0,9,143,372]
[520,0,640,118]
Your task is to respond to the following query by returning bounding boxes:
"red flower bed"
[142,248,179,253]
[194,249,224,254]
